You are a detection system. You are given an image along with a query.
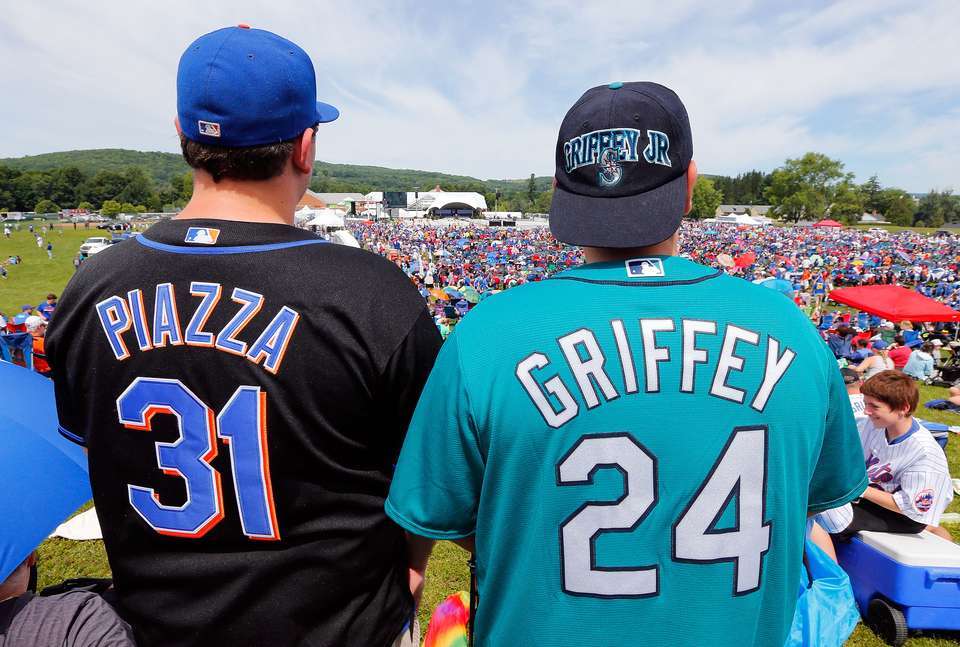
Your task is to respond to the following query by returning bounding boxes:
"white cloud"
[0,0,957,191]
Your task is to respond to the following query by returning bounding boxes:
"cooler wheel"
[867,598,909,646]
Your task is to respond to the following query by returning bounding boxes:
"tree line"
[3,150,957,228]
[690,152,959,228]
[0,164,193,215]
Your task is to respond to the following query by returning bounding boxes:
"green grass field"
[8,226,958,645]
[0,224,99,316]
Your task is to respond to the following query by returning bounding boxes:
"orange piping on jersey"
[250,389,281,541]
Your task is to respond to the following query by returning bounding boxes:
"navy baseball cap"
[177,25,339,148]
[840,368,861,385]
[550,81,693,248]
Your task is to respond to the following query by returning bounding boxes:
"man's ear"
[174,116,182,137]
[684,159,698,215]
[292,127,315,175]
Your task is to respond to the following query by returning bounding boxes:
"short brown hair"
[179,129,312,183]
[861,370,919,414]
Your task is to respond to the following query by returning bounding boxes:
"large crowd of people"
[347,218,960,330]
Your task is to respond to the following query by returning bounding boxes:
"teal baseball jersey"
[386,256,867,646]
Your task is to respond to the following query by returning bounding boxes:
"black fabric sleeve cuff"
[58,425,86,447]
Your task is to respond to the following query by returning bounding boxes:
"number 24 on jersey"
[558,427,770,598]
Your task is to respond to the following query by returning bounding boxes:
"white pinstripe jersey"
[848,393,866,421]
[859,417,954,525]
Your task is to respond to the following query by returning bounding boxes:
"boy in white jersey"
[817,370,953,540]
[841,368,865,421]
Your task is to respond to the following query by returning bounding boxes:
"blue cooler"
[836,531,960,645]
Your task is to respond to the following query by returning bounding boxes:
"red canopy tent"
[827,285,960,322]
[813,219,843,228]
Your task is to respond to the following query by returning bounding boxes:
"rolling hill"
[0,149,553,193]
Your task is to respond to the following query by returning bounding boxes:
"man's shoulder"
[6,590,123,627]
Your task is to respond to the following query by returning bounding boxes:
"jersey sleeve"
[44,281,86,447]
[385,332,484,539]
[807,356,868,513]
[375,308,443,464]
[893,468,953,525]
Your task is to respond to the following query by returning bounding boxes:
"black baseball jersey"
[46,218,442,647]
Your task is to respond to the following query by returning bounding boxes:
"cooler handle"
[925,569,960,585]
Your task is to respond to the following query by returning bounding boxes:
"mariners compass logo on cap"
[550,81,693,249]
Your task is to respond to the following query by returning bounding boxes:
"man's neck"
[175,174,300,226]
[581,235,678,264]
[885,416,913,442]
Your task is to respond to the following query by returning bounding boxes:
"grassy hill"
[0,149,552,193]
[0,149,190,185]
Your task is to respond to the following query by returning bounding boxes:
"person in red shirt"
[888,335,913,369]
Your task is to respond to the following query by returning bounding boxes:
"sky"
[1,0,958,192]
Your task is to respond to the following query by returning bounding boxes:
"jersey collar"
[887,418,921,446]
[551,255,722,287]
[141,218,321,249]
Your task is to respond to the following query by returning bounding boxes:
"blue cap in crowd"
[550,81,693,248]
[177,25,339,148]
[872,340,889,350]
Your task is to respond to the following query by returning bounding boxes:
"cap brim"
[316,101,339,124]
[549,171,687,248]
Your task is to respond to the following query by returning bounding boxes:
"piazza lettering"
[95,282,300,375]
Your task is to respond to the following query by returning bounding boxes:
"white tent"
[328,229,361,248]
[305,209,345,228]
[710,213,764,226]
[295,206,316,223]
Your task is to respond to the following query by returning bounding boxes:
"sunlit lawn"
[0,223,96,316]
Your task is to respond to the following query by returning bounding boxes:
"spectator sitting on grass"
[903,342,935,381]
[24,316,50,376]
[815,370,953,542]
[0,553,134,646]
[36,295,56,322]
[888,335,912,369]
[842,368,866,421]
[854,340,894,380]
[827,324,857,360]
[849,339,871,363]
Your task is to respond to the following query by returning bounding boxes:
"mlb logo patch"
[184,227,220,245]
[914,489,934,513]
[625,257,665,278]
[198,120,221,138]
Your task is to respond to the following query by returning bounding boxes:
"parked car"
[78,236,112,255]
[97,222,130,231]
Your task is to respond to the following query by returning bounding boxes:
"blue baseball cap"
[177,25,339,148]
[550,81,693,248]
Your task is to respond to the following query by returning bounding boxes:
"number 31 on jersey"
[116,377,279,540]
